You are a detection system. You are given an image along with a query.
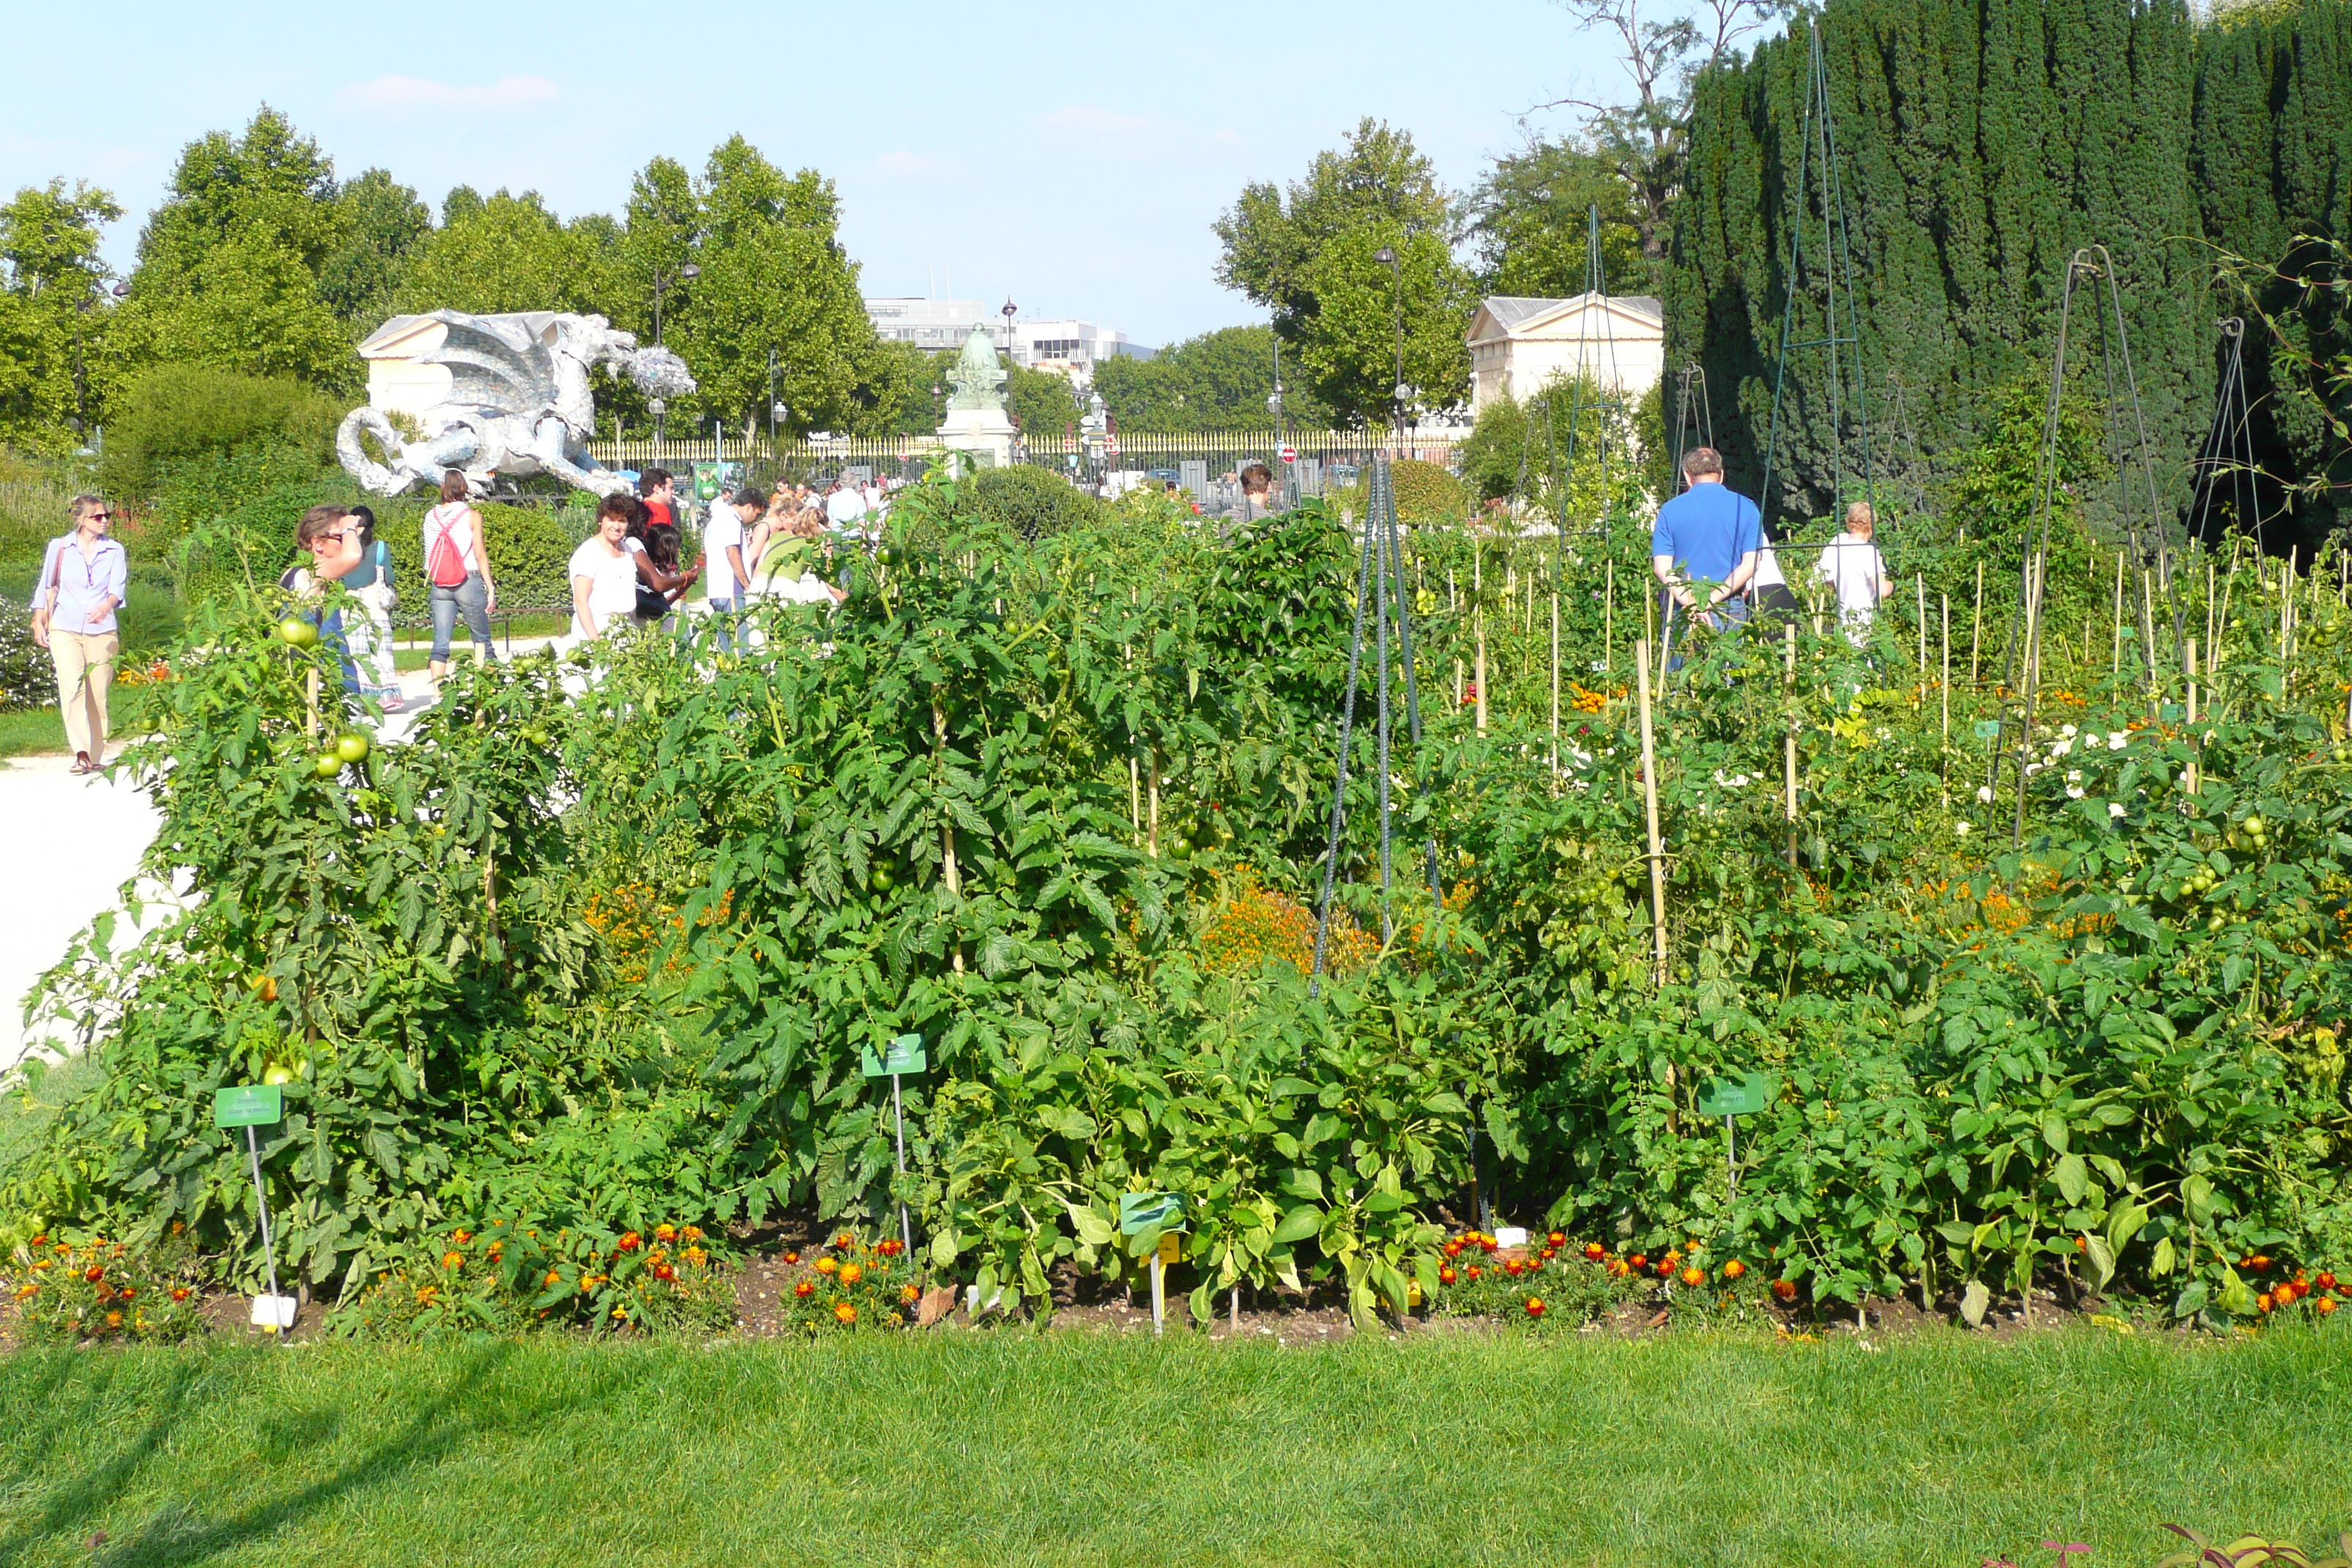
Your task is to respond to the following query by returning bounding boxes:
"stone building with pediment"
[1465,294,1666,412]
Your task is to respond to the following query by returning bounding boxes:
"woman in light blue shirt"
[28,494,127,775]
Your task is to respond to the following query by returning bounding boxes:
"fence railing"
[587,429,1463,483]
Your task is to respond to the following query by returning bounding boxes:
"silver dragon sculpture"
[335,311,696,497]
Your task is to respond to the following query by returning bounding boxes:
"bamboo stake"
[1970,561,1984,687]
[1940,595,1951,804]
[1475,546,1487,730]
[1915,573,1927,681]
[1605,559,1614,672]
[2206,559,2216,675]
[2185,638,2200,795]
[1147,755,1160,859]
[1548,590,1560,785]
[1784,622,1799,867]
[1637,640,1669,990]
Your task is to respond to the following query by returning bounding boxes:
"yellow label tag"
[1407,1280,1424,1308]
[1156,1232,1180,1264]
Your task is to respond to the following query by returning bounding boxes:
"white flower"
[2051,737,2074,757]
[2065,769,2081,783]
[1730,773,1751,788]
[2067,785,2085,799]
[1955,821,1972,837]
[2061,724,2078,739]
[2108,802,2126,819]
[2108,733,2128,751]
[2025,762,2043,777]
[1977,785,1994,804]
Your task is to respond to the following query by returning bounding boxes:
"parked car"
[1145,468,1181,486]
[1327,464,1361,486]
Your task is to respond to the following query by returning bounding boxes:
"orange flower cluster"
[115,659,176,687]
[2244,1256,2342,1320]
[583,883,735,984]
[1199,870,1376,977]
[783,1232,916,1334]
[1567,682,1618,715]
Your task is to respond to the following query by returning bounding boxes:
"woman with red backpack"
[421,469,498,683]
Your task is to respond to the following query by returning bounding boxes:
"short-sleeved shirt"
[1817,533,1888,619]
[1651,483,1762,591]
[568,538,640,637]
[705,505,745,599]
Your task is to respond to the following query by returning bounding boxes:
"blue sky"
[6,0,1642,350]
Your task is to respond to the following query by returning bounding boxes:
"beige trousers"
[50,629,118,759]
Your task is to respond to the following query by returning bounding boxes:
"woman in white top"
[420,470,499,682]
[569,493,644,641]
[1815,500,1894,647]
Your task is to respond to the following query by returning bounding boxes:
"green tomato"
[333,730,371,764]
[276,617,318,649]
[875,545,901,568]
[263,1064,295,1085]
[314,753,342,779]
[870,867,896,893]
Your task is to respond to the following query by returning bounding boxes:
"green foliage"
[1330,459,1469,526]
[11,1228,208,1343]
[0,178,124,450]
[391,188,613,318]
[1467,137,1654,298]
[954,464,1108,540]
[1215,118,1475,423]
[317,168,431,328]
[99,365,342,500]
[336,1213,737,1339]
[1669,0,2211,527]
[1457,377,1649,527]
[1094,325,1333,432]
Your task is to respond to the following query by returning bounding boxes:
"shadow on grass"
[0,1356,207,1565]
[0,1343,644,1568]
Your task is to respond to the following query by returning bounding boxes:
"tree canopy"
[1093,325,1332,432]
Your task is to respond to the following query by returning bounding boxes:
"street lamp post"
[650,396,668,446]
[767,349,783,448]
[652,262,701,348]
[1000,298,1018,361]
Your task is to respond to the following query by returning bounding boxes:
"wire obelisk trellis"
[1756,18,1880,543]
[1311,453,1443,983]
[1987,244,2186,844]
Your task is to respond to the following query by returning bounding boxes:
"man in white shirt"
[704,489,764,652]
[825,477,868,535]
[1815,500,1893,647]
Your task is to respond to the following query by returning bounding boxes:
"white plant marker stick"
[1637,641,1668,990]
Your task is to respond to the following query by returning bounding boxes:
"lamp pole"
[768,350,781,448]
[1001,298,1018,363]
[650,396,667,446]
[1373,246,1406,455]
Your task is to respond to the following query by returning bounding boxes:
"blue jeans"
[1663,592,1747,673]
[429,572,494,664]
[708,592,743,652]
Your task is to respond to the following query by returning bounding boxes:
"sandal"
[69,753,94,775]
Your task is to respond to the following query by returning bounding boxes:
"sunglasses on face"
[308,530,352,546]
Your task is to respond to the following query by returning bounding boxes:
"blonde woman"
[28,494,126,774]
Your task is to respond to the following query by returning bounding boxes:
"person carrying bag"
[420,470,498,682]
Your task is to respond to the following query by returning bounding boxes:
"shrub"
[1331,458,1469,525]
[0,601,48,711]
[373,499,579,614]
[960,464,1110,540]
[99,366,344,501]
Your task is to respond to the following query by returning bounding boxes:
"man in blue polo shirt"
[1651,445,1762,637]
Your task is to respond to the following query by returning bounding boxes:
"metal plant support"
[1310,454,1443,984]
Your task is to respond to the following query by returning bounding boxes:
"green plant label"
[212,1084,282,1128]
[860,1034,927,1078]
[1695,1072,1774,1117]
[1973,720,2002,740]
[2160,704,2183,722]
[1119,1191,1186,1235]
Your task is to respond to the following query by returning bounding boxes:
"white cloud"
[344,75,559,110]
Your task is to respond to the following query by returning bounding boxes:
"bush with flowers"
[334,1214,736,1338]
[1424,1231,1780,1330]
[775,1232,923,1334]
[9,1225,209,1343]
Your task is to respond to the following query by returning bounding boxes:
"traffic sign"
[1104,434,1120,458]
[1278,444,1297,463]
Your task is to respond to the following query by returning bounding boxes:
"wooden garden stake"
[1636,641,1669,989]
[1604,559,1614,672]
[1548,590,1560,784]
[1915,573,1928,679]
[1147,755,1160,858]
[1940,594,1950,802]
[1970,562,1983,687]
[1783,623,1798,867]
[935,697,966,973]
[1474,546,1487,731]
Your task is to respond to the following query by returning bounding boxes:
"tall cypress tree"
[2190,0,2352,540]
[1667,0,2209,538]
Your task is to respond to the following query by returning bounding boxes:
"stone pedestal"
[937,407,1017,474]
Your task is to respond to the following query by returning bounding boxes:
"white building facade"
[1466,294,1666,412]
[864,298,1152,382]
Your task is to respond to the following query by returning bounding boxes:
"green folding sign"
[860,1034,927,1078]
[213,1085,282,1129]
[1119,1192,1186,1235]
[1695,1073,1774,1118]
[1973,720,2002,741]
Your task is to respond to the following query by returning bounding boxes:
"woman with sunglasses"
[27,494,127,775]
[280,505,366,697]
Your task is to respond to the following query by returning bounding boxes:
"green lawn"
[0,687,158,759]
[0,1327,2340,1566]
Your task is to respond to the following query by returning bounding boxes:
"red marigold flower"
[617,1232,641,1252]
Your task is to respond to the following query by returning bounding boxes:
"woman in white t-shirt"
[1814,500,1893,647]
[569,494,644,642]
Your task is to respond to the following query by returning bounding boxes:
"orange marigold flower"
[617,1232,642,1252]
[839,1262,864,1286]
[415,1285,439,1305]
[441,1251,464,1271]
[105,1311,123,1328]
[654,1224,677,1241]
[543,1270,564,1289]
[682,1226,704,1243]
[794,1280,815,1299]
[816,1256,838,1275]
[451,1229,472,1245]
[902,1283,921,1303]
[170,1287,192,1302]
[833,1302,858,1324]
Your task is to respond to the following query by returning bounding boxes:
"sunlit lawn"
[0,1325,2340,1566]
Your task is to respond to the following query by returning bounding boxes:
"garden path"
[0,638,558,1071]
